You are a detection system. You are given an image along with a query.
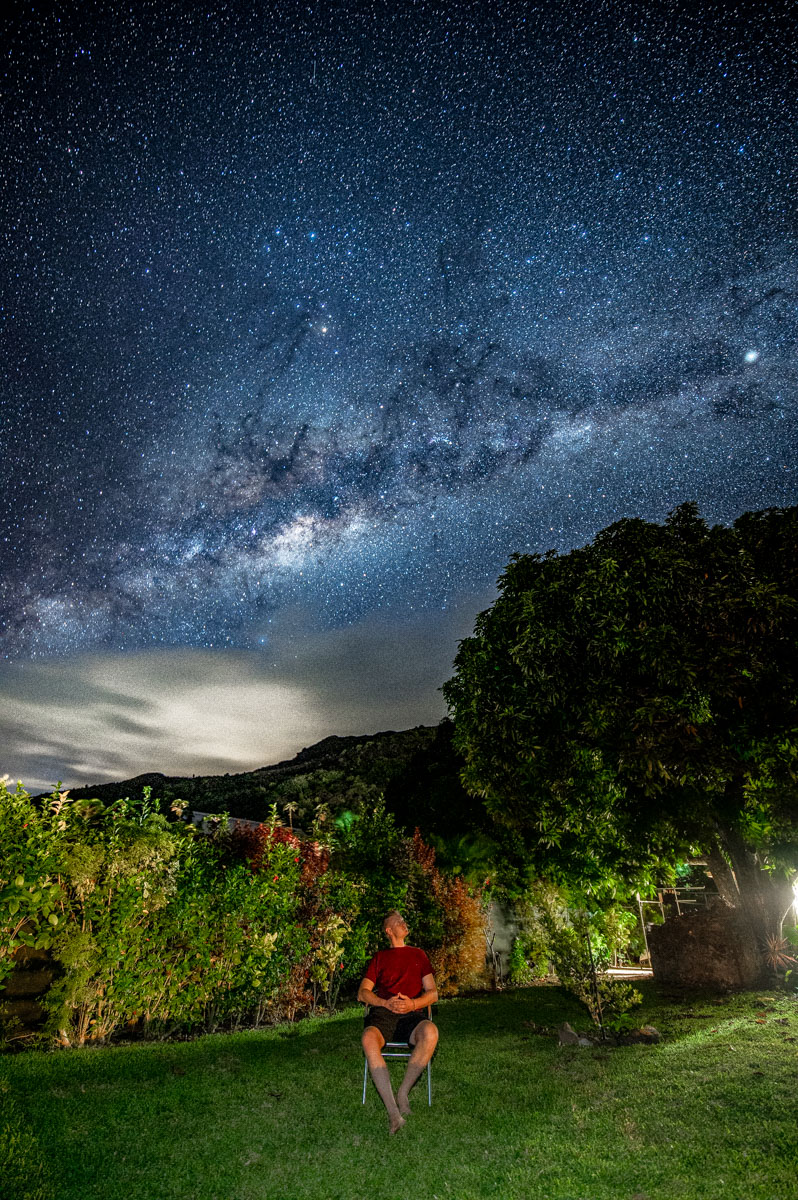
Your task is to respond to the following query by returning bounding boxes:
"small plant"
[763,932,797,973]
[508,935,535,986]
[523,887,642,1032]
[767,925,798,993]
[604,1011,639,1037]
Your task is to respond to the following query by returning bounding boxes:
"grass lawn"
[2,982,797,1200]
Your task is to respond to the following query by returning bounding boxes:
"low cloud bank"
[0,601,484,793]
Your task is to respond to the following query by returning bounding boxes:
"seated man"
[358,909,439,1134]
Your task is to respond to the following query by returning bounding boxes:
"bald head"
[383,911,410,946]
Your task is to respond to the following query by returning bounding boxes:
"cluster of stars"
[0,1,795,661]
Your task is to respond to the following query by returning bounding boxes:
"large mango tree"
[443,503,798,970]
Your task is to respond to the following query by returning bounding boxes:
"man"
[358,910,439,1134]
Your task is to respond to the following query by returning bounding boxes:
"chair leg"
[362,1043,435,1106]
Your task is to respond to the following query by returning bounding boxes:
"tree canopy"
[443,503,798,946]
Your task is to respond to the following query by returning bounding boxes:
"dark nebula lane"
[0,1,796,784]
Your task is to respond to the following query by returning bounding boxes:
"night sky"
[2,1,796,791]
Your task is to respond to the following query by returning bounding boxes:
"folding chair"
[362,1005,434,1106]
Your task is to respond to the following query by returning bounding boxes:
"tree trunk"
[705,844,740,908]
[716,824,795,956]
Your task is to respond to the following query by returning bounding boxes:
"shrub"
[1,786,311,1045]
[406,830,488,995]
[0,785,492,1049]
[508,935,537,986]
[0,780,69,990]
[503,880,641,1026]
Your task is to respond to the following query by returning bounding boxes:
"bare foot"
[389,1111,406,1134]
[397,1094,411,1116]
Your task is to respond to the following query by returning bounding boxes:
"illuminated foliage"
[444,504,798,959]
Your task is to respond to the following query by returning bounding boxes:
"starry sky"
[1,0,796,792]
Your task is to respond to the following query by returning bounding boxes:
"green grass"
[2,983,797,1200]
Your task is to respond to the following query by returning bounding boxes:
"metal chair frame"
[362,1004,434,1106]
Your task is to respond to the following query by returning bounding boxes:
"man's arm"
[412,971,438,1012]
[357,977,389,1008]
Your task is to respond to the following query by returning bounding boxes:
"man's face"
[387,916,408,939]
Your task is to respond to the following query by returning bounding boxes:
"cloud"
[0,651,316,793]
[0,601,482,793]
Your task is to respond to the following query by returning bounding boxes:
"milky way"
[2,0,796,672]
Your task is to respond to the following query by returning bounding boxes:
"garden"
[3,504,798,1198]
[2,773,797,1200]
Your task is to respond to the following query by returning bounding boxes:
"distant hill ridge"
[34,720,513,884]
[48,725,432,798]
[36,724,489,841]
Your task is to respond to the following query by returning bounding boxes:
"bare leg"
[397,1020,438,1114]
[362,1028,405,1134]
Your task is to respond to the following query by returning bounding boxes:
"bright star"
[744,350,760,363]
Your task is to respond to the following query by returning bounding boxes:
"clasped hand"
[386,992,415,1014]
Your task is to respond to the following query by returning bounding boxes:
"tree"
[442,503,798,964]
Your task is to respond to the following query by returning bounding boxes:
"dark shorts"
[363,1005,427,1045]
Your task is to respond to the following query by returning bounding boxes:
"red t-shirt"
[364,946,434,1000]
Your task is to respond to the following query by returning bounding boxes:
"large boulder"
[647,905,762,989]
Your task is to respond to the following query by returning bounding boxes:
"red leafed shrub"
[270,958,314,1024]
[229,822,329,885]
[409,830,437,874]
[409,828,488,996]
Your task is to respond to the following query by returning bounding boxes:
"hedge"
[0,780,488,1049]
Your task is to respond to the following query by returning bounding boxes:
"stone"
[11,945,51,968]
[1,968,54,997]
[1,998,45,1023]
[558,1022,580,1045]
[577,1036,595,1047]
[647,906,762,990]
[622,1025,661,1045]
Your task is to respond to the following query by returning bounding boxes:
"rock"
[577,1036,595,1047]
[622,1025,661,1045]
[558,1022,580,1045]
[1,997,45,1024]
[1,968,54,997]
[647,907,763,990]
[11,945,51,968]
